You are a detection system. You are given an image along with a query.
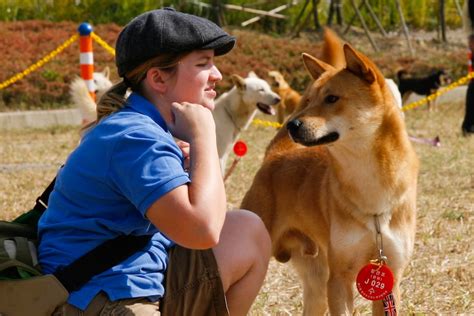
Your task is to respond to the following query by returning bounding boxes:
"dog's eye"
[325,95,339,104]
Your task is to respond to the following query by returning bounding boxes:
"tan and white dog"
[241,32,419,314]
[268,70,302,124]
[70,67,112,125]
[213,71,280,173]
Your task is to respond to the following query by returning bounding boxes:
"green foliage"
[0,0,465,31]
[0,0,177,24]
[339,0,462,32]
[41,69,60,82]
[405,0,428,29]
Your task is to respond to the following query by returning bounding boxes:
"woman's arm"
[146,102,226,249]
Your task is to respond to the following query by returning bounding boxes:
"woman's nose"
[210,65,222,81]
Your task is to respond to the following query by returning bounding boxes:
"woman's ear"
[144,68,168,94]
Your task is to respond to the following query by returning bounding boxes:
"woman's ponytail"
[96,80,129,121]
[83,51,187,131]
[81,80,128,132]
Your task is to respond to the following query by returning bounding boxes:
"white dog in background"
[70,67,112,125]
[386,78,403,109]
[213,71,280,173]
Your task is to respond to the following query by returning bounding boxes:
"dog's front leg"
[327,272,354,315]
[292,253,329,316]
[427,99,432,111]
[430,89,438,111]
[277,99,286,124]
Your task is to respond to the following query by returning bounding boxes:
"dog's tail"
[320,27,345,69]
[70,76,97,125]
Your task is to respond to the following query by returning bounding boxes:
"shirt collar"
[125,92,169,131]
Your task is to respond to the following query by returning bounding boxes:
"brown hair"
[86,51,190,129]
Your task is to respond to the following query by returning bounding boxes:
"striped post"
[78,22,95,101]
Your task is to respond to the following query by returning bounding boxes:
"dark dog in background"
[397,69,451,111]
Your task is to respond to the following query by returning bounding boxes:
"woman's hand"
[176,140,191,170]
[168,102,216,143]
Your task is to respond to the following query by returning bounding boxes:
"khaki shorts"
[53,246,229,316]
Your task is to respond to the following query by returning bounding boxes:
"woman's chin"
[207,104,215,111]
[202,100,215,111]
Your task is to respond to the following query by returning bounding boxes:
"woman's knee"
[224,209,271,258]
[213,210,271,291]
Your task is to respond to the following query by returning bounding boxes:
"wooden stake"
[454,0,463,18]
[224,158,240,182]
[311,0,321,31]
[394,0,414,56]
[343,0,365,35]
[224,4,287,19]
[327,0,344,26]
[291,0,310,35]
[211,0,225,26]
[363,0,387,37]
[241,1,298,27]
[439,0,447,42]
[350,0,379,51]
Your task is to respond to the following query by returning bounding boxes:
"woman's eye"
[325,95,339,103]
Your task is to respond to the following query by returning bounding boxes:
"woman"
[38,8,271,315]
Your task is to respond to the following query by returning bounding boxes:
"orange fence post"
[78,22,95,102]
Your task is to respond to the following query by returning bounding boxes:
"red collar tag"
[356,262,394,301]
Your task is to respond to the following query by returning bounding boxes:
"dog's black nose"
[274,97,281,103]
[287,119,302,133]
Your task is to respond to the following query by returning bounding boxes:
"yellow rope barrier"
[0,34,79,90]
[252,118,283,128]
[91,32,116,56]
[0,32,115,92]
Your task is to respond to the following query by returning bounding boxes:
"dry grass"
[0,99,473,314]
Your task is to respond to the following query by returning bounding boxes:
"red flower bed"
[0,21,325,111]
[0,20,466,111]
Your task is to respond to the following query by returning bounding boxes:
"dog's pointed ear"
[247,71,258,78]
[231,74,246,90]
[102,66,110,79]
[302,53,334,81]
[343,44,376,83]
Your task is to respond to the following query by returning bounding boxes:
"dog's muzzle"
[287,119,339,146]
[257,97,280,115]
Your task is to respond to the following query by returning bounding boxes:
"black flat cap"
[116,7,236,77]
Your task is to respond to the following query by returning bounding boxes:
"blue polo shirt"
[38,93,190,310]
